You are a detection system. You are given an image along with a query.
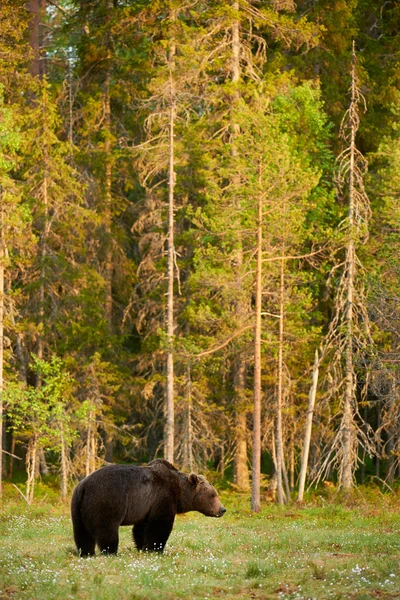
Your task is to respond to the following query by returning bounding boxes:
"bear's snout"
[217,506,226,518]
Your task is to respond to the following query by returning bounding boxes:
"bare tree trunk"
[85,414,91,477]
[340,44,358,492]
[298,349,319,502]
[91,427,96,473]
[104,0,113,334]
[8,435,16,479]
[26,434,38,504]
[321,41,371,491]
[282,450,291,500]
[233,369,250,490]
[37,173,47,372]
[39,448,49,476]
[219,442,225,478]
[251,164,262,512]
[86,410,96,476]
[165,33,176,464]
[290,420,295,491]
[0,206,4,499]
[67,56,74,152]
[27,0,46,78]
[375,402,381,479]
[183,364,194,472]
[341,238,355,491]
[276,256,286,505]
[60,424,68,501]
[35,168,49,476]
[231,1,250,491]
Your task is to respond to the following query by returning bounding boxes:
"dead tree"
[317,42,373,491]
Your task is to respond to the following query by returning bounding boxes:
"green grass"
[1,487,400,599]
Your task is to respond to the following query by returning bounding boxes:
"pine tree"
[0,90,21,495]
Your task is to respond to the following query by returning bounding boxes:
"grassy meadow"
[0,483,400,600]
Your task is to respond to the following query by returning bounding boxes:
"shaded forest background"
[1,0,400,505]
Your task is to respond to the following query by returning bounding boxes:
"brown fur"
[71,459,226,556]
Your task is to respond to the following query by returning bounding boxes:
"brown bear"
[71,459,226,556]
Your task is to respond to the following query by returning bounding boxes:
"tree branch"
[47,0,70,15]
[191,325,253,358]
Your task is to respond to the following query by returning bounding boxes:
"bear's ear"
[189,473,198,486]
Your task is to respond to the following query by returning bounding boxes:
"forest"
[0,0,400,509]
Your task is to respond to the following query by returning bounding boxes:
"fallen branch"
[12,484,30,505]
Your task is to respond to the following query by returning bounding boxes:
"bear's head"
[188,473,226,518]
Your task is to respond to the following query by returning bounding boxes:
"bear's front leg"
[142,509,175,553]
[133,520,146,551]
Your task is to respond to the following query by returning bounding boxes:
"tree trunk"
[27,0,46,78]
[0,207,4,499]
[165,33,176,464]
[219,443,225,478]
[282,451,291,500]
[104,0,113,334]
[26,434,38,504]
[375,402,381,479]
[36,170,48,384]
[276,256,286,505]
[60,424,68,501]
[8,435,16,479]
[251,164,262,512]
[340,44,358,492]
[341,235,355,490]
[39,447,49,476]
[86,410,96,476]
[290,421,295,491]
[233,366,250,490]
[183,364,194,472]
[231,1,250,491]
[298,349,319,502]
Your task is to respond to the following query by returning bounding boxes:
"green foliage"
[0,85,19,175]
[1,0,400,495]
[6,355,77,451]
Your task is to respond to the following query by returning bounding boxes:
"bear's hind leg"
[97,525,119,554]
[73,524,96,557]
[79,538,96,558]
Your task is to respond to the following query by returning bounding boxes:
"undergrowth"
[0,483,399,599]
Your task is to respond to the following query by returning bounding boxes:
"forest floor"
[0,483,399,600]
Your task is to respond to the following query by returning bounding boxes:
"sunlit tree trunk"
[298,349,319,502]
[8,436,16,479]
[0,205,4,499]
[104,0,113,333]
[251,163,262,512]
[289,417,295,491]
[26,433,38,504]
[30,0,50,476]
[340,44,357,492]
[276,255,286,505]
[165,30,176,464]
[60,423,68,501]
[319,41,371,490]
[37,173,47,370]
[27,0,46,78]
[36,137,49,478]
[183,364,194,472]
[85,409,96,476]
[232,0,250,491]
